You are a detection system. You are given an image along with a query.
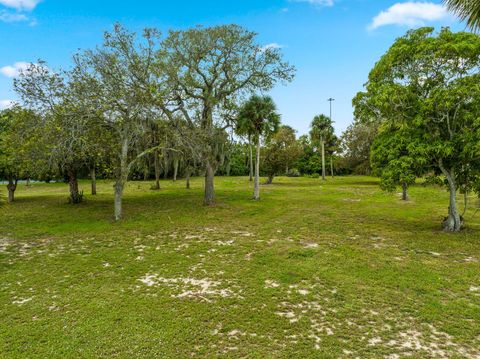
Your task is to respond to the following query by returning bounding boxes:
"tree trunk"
[91,167,97,196]
[321,139,326,181]
[439,161,462,232]
[7,178,17,203]
[253,136,261,200]
[26,177,31,187]
[114,181,124,221]
[204,161,215,205]
[444,176,462,232]
[67,168,81,204]
[163,152,169,179]
[226,160,231,177]
[330,156,334,178]
[402,182,409,201]
[153,150,161,190]
[114,136,129,221]
[186,168,191,189]
[249,136,253,182]
[173,158,179,182]
[266,175,274,185]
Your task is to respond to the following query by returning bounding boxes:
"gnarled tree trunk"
[204,160,215,205]
[7,178,18,203]
[253,136,261,200]
[91,167,97,195]
[439,160,462,232]
[67,167,81,204]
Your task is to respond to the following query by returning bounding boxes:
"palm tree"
[310,114,335,181]
[237,95,280,200]
[235,124,254,182]
[444,0,480,30]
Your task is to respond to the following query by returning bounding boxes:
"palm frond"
[444,0,480,30]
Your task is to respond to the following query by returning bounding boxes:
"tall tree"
[370,126,425,201]
[338,119,378,175]
[263,125,303,184]
[14,63,95,204]
[158,25,295,205]
[310,115,335,181]
[237,95,280,200]
[72,24,168,220]
[354,27,480,232]
[0,107,39,203]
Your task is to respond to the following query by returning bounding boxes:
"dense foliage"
[354,27,480,231]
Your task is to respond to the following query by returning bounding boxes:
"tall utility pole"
[327,98,335,179]
[328,98,335,122]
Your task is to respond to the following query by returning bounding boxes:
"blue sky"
[0,0,466,135]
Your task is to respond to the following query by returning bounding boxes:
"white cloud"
[369,2,449,30]
[0,0,40,23]
[292,0,334,7]
[261,43,284,51]
[0,9,27,22]
[0,99,16,110]
[0,0,41,11]
[0,62,31,78]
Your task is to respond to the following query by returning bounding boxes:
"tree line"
[1,24,338,219]
[1,23,480,232]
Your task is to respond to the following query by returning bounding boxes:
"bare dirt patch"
[138,273,240,302]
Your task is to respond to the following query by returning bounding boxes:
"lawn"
[1,176,479,358]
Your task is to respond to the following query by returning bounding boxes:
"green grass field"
[1,176,479,357]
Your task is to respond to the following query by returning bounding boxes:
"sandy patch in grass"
[215,240,235,246]
[138,273,239,302]
[266,278,480,357]
[463,256,478,263]
[362,320,480,358]
[185,234,203,240]
[264,280,280,288]
[0,237,12,253]
[175,243,189,251]
[134,244,148,252]
[12,297,33,305]
[230,230,254,237]
[298,289,310,296]
[368,337,382,346]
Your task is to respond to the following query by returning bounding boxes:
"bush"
[305,173,320,179]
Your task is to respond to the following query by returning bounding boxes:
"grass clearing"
[1,176,479,357]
